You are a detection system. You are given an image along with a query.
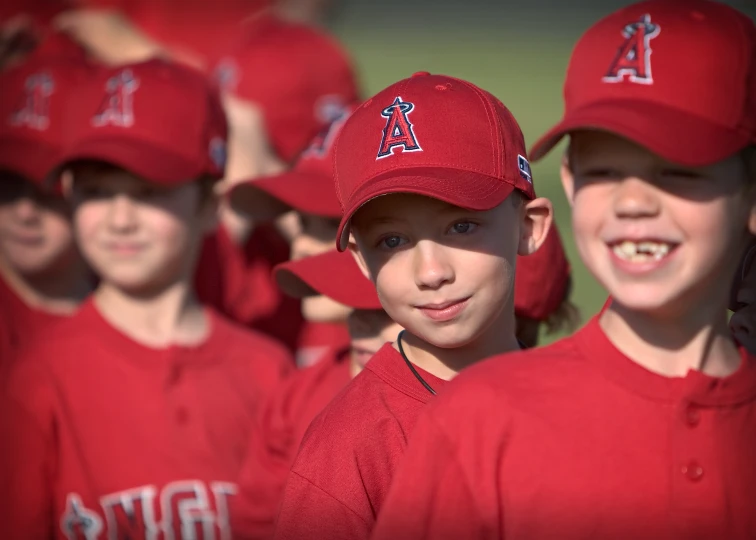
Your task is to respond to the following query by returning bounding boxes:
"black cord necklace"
[396,330,437,396]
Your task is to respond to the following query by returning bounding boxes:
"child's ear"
[518,197,553,256]
[560,152,576,207]
[348,234,373,281]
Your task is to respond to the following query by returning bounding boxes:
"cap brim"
[336,167,517,251]
[274,249,382,310]
[0,137,61,185]
[57,137,205,185]
[229,170,342,218]
[530,99,752,166]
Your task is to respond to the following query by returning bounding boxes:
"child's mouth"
[609,240,677,263]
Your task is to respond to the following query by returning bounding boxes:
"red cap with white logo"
[0,34,91,184]
[228,103,358,219]
[530,0,756,165]
[213,13,359,163]
[334,72,535,251]
[58,58,228,185]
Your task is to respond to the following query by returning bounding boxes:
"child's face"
[347,308,403,372]
[563,131,755,316]
[291,213,351,323]
[0,172,78,278]
[351,193,536,349]
[730,245,756,352]
[69,165,214,295]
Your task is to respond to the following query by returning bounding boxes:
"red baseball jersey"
[0,272,70,367]
[372,317,756,540]
[0,298,293,540]
[195,223,305,355]
[231,346,352,539]
[273,343,446,540]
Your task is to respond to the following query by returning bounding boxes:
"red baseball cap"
[334,72,536,251]
[0,33,91,184]
[213,13,360,162]
[274,249,382,311]
[228,103,358,219]
[514,223,571,321]
[530,0,756,165]
[58,58,228,185]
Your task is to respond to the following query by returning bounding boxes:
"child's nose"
[412,241,454,290]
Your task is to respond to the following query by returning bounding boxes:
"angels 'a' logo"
[603,14,661,85]
[376,96,422,160]
[9,72,55,130]
[300,109,349,159]
[92,69,140,127]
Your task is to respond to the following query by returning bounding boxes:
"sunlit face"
[351,193,532,349]
[562,131,756,318]
[69,164,214,296]
[347,308,403,372]
[0,171,78,279]
[291,213,351,323]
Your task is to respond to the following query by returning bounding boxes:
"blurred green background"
[329,0,755,344]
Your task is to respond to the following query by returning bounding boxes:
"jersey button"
[684,405,700,427]
[682,461,704,482]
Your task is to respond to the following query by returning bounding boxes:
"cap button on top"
[411,71,431,78]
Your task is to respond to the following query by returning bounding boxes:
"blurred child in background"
[0,59,292,539]
[0,34,93,361]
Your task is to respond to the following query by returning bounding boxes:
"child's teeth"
[612,241,672,262]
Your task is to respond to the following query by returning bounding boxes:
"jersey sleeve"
[0,362,57,540]
[231,391,295,540]
[273,470,371,540]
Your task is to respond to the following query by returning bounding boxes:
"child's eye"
[449,222,478,235]
[379,235,406,250]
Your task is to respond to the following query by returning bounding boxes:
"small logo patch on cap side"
[518,155,532,183]
[92,69,140,128]
[603,14,661,85]
[376,96,422,160]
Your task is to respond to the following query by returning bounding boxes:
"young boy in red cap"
[232,248,402,539]
[226,106,359,367]
[273,72,554,540]
[371,2,756,539]
[0,58,292,539]
[0,34,94,361]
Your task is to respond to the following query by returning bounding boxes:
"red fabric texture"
[372,316,756,539]
[273,343,446,540]
[0,298,293,539]
[231,346,352,539]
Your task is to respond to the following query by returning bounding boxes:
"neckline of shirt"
[576,315,756,406]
